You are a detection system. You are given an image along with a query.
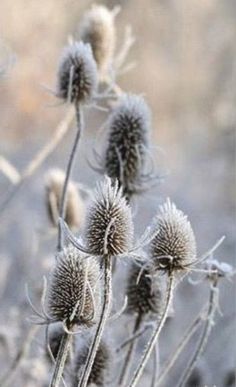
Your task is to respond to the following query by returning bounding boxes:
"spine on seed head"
[150,199,197,273]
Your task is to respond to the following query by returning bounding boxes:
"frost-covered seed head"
[150,199,197,272]
[73,340,111,387]
[45,168,84,229]
[48,246,101,326]
[126,262,162,316]
[57,41,98,104]
[84,177,134,256]
[104,94,151,197]
[80,5,116,77]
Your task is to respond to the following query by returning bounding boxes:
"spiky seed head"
[84,177,134,256]
[73,340,111,386]
[150,199,197,273]
[47,245,101,327]
[45,168,84,229]
[126,262,162,316]
[57,41,98,104]
[104,94,151,197]
[80,5,116,78]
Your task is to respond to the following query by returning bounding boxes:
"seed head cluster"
[47,245,101,327]
[80,5,116,78]
[104,94,151,197]
[57,41,98,104]
[150,199,197,272]
[73,340,111,387]
[84,177,134,256]
[126,262,162,316]
[45,168,84,229]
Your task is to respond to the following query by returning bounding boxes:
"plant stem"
[176,278,218,387]
[119,313,142,386]
[151,343,160,387]
[78,254,112,387]
[49,331,72,387]
[128,274,174,387]
[57,103,83,251]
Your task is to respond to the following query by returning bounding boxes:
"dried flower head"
[47,245,101,327]
[57,41,98,104]
[150,199,196,273]
[104,94,151,197]
[80,5,116,78]
[84,177,134,256]
[45,168,84,229]
[73,340,111,386]
[126,262,162,316]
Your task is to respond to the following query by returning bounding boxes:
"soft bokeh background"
[0,0,235,386]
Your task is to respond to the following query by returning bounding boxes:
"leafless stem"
[119,313,142,386]
[78,254,112,387]
[151,343,160,387]
[176,278,219,387]
[128,274,174,387]
[116,323,152,353]
[0,325,39,387]
[49,331,72,387]
[57,104,83,250]
[0,107,74,215]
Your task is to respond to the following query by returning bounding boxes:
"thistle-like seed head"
[57,41,98,104]
[73,340,111,386]
[126,262,162,316]
[150,199,197,273]
[47,245,101,327]
[84,177,134,256]
[45,168,84,229]
[104,94,151,197]
[80,5,116,78]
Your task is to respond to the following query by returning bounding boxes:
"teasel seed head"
[80,5,116,78]
[104,94,151,197]
[84,177,134,256]
[126,262,162,316]
[45,168,84,229]
[73,339,111,386]
[57,41,98,104]
[47,245,101,327]
[150,199,197,273]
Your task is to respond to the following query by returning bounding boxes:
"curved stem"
[119,313,142,386]
[151,343,160,387]
[128,274,174,387]
[57,103,83,251]
[176,279,218,387]
[49,331,72,387]
[78,254,112,387]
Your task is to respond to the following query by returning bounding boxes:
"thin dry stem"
[78,254,112,387]
[151,343,160,387]
[128,274,174,387]
[49,331,72,387]
[119,313,142,386]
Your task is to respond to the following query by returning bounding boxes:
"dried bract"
[85,177,134,256]
[47,245,101,327]
[150,199,196,273]
[57,41,98,104]
[104,94,151,197]
[45,168,84,229]
[80,5,116,78]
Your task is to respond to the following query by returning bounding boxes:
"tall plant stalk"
[49,331,72,387]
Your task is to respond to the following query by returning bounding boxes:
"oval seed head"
[73,340,111,387]
[126,262,162,316]
[45,168,84,229]
[80,5,116,78]
[150,199,197,273]
[57,41,98,104]
[47,245,101,327]
[84,177,134,256]
[104,94,151,197]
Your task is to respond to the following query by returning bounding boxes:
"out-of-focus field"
[0,0,235,386]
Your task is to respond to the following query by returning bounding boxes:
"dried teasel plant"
[79,4,117,81]
[119,261,163,386]
[45,168,84,230]
[72,339,112,387]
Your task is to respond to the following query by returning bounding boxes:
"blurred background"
[0,0,235,386]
